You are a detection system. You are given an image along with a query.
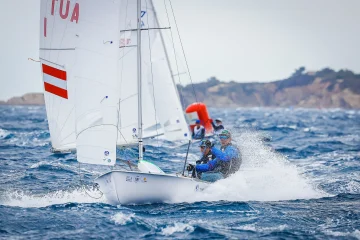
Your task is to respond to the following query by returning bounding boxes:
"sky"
[0,0,359,100]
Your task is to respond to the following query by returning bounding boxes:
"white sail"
[39,0,78,152]
[116,0,190,146]
[40,0,190,158]
[116,1,159,146]
[73,0,121,165]
[142,0,190,141]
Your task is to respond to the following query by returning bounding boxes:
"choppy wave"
[160,222,195,236]
[111,212,136,225]
[1,106,359,239]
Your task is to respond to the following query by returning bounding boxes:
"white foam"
[324,229,360,239]
[4,131,50,147]
[160,222,194,236]
[30,161,49,169]
[111,213,135,225]
[0,128,9,139]
[238,224,288,232]
[0,188,105,208]
[177,131,326,203]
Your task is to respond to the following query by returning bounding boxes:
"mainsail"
[39,0,78,152]
[40,0,120,165]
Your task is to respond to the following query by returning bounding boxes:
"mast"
[137,0,144,161]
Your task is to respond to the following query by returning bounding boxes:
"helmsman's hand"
[186,164,194,171]
[205,140,214,148]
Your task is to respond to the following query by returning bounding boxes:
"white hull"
[95,170,209,205]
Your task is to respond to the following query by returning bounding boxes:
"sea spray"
[176,131,326,203]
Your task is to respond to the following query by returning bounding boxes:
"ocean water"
[0,106,359,239]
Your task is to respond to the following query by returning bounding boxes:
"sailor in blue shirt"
[189,129,241,178]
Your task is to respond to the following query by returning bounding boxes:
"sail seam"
[39,58,65,68]
[40,48,76,51]
[118,47,136,60]
[54,106,75,144]
[76,124,118,139]
[120,27,170,32]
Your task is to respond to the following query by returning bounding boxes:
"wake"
[0,188,105,208]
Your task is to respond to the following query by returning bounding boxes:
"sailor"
[211,118,224,133]
[187,139,215,178]
[196,139,216,164]
[188,129,241,179]
[192,120,205,139]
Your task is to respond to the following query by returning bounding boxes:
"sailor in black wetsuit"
[187,139,215,178]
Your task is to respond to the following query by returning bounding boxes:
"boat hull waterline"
[95,170,209,205]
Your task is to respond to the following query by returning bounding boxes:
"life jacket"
[193,125,204,139]
[215,143,242,178]
[196,150,215,164]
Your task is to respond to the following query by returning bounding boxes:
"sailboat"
[39,0,209,204]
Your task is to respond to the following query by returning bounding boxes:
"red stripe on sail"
[44,82,68,99]
[42,64,67,81]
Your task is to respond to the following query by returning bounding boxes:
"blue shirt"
[196,144,240,172]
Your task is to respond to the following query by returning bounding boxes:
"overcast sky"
[0,0,359,100]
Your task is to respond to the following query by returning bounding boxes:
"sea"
[0,106,359,239]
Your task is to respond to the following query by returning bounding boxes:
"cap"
[215,118,223,122]
[195,120,200,124]
[199,139,207,147]
[219,129,231,139]
[199,139,212,148]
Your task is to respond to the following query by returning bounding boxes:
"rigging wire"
[167,0,198,103]
[145,0,161,150]
[163,0,187,108]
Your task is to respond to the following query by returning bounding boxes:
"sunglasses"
[200,146,206,149]
[219,135,230,140]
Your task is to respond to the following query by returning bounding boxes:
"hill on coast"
[1,67,359,109]
[178,67,360,109]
